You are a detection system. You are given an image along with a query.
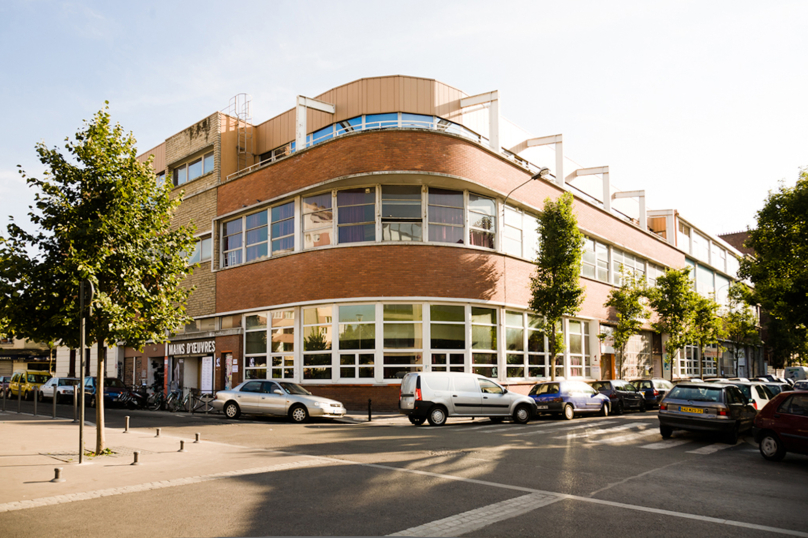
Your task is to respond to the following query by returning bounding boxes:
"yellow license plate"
[680,406,704,414]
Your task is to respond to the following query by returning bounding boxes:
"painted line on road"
[589,428,660,445]
[553,422,644,439]
[508,420,620,437]
[640,439,692,450]
[687,441,740,454]
[388,492,563,537]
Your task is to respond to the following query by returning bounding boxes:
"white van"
[784,366,808,382]
[398,372,537,426]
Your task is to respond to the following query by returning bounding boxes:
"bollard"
[52,385,57,419]
[368,398,372,422]
[33,386,37,416]
[72,388,77,423]
[155,428,161,438]
[17,385,22,413]
[131,451,140,466]
[179,440,186,452]
[194,432,200,443]
[51,467,65,483]
[2,383,5,412]
[124,416,130,433]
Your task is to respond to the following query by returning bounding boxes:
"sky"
[1,0,806,240]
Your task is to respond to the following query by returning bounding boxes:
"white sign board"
[201,356,213,394]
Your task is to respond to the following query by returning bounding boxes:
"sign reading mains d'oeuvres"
[167,340,216,356]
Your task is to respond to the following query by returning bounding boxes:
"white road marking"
[641,439,692,450]
[388,492,563,537]
[554,422,644,439]
[687,441,740,454]
[590,429,660,444]
[510,420,620,437]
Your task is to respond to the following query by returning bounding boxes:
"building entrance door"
[601,354,615,380]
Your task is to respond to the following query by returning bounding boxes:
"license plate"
[536,405,549,410]
[680,406,703,414]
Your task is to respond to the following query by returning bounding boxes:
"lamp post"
[502,168,550,305]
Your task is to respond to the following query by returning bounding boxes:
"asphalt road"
[3,397,808,538]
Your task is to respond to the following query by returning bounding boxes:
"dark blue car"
[529,380,611,420]
[83,377,130,408]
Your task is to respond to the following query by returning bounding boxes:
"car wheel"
[289,405,309,423]
[37,391,44,403]
[600,403,609,417]
[725,422,740,445]
[408,416,426,426]
[224,401,241,419]
[660,425,673,439]
[427,406,448,426]
[639,401,647,413]
[513,404,531,424]
[616,401,624,415]
[563,404,575,421]
[759,432,786,461]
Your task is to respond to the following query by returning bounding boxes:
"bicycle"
[164,389,183,412]
[147,390,167,411]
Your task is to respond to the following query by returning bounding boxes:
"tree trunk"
[550,324,557,381]
[96,340,105,454]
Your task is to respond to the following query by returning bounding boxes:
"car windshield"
[277,382,312,396]
[58,379,78,386]
[104,378,126,388]
[27,374,50,383]
[668,386,723,402]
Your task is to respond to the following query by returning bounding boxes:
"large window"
[302,193,333,248]
[221,202,296,267]
[337,188,376,244]
[270,309,295,379]
[468,194,496,248]
[612,248,645,285]
[303,306,332,380]
[692,232,709,262]
[678,221,691,254]
[430,305,466,373]
[471,307,497,378]
[338,304,375,380]
[383,304,423,379]
[504,207,540,259]
[244,310,295,380]
[567,320,591,378]
[581,238,609,282]
[173,151,214,187]
[381,186,422,241]
[188,236,212,265]
[244,313,268,380]
[428,188,464,244]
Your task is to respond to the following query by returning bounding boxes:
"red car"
[753,391,808,461]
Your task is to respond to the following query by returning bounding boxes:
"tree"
[740,169,808,364]
[691,294,726,379]
[529,192,586,380]
[724,282,762,374]
[603,267,649,380]
[646,267,699,378]
[0,104,196,453]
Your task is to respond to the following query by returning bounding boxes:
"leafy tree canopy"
[646,267,700,360]
[604,267,649,379]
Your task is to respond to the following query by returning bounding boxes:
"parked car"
[589,380,646,414]
[762,383,793,397]
[793,380,808,391]
[674,378,705,384]
[529,380,610,420]
[712,380,775,412]
[754,391,808,461]
[0,376,11,395]
[83,377,131,408]
[658,382,757,443]
[399,372,536,426]
[784,366,808,382]
[7,371,51,400]
[630,378,674,409]
[214,380,347,423]
[38,377,79,403]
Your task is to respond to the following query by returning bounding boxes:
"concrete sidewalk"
[0,411,336,512]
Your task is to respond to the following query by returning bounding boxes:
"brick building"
[106,75,757,411]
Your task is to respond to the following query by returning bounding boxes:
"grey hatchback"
[658,383,757,443]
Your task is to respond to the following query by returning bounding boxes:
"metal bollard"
[124,416,130,433]
[51,467,65,483]
[72,389,77,422]
[155,428,161,438]
[17,385,21,413]
[33,386,37,416]
[194,432,200,443]
[179,440,186,452]
[131,451,140,466]
[53,386,57,419]
[2,384,5,412]
[368,398,372,422]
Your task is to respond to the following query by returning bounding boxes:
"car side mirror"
[274,389,283,395]
[503,388,508,394]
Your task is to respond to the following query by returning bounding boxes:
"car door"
[450,376,481,415]
[776,394,808,453]
[262,381,287,416]
[478,378,510,416]
[235,381,264,413]
[725,386,750,428]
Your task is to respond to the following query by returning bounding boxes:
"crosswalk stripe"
[590,429,659,444]
[510,420,620,437]
[640,439,692,449]
[554,422,645,440]
[687,441,739,454]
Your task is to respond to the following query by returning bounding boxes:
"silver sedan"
[212,380,347,423]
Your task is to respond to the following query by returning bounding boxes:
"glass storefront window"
[303,306,332,380]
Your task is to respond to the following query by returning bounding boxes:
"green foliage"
[646,267,700,363]
[691,294,727,378]
[0,104,196,351]
[740,169,808,364]
[529,192,585,379]
[724,282,761,366]
[604,267,649,379]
